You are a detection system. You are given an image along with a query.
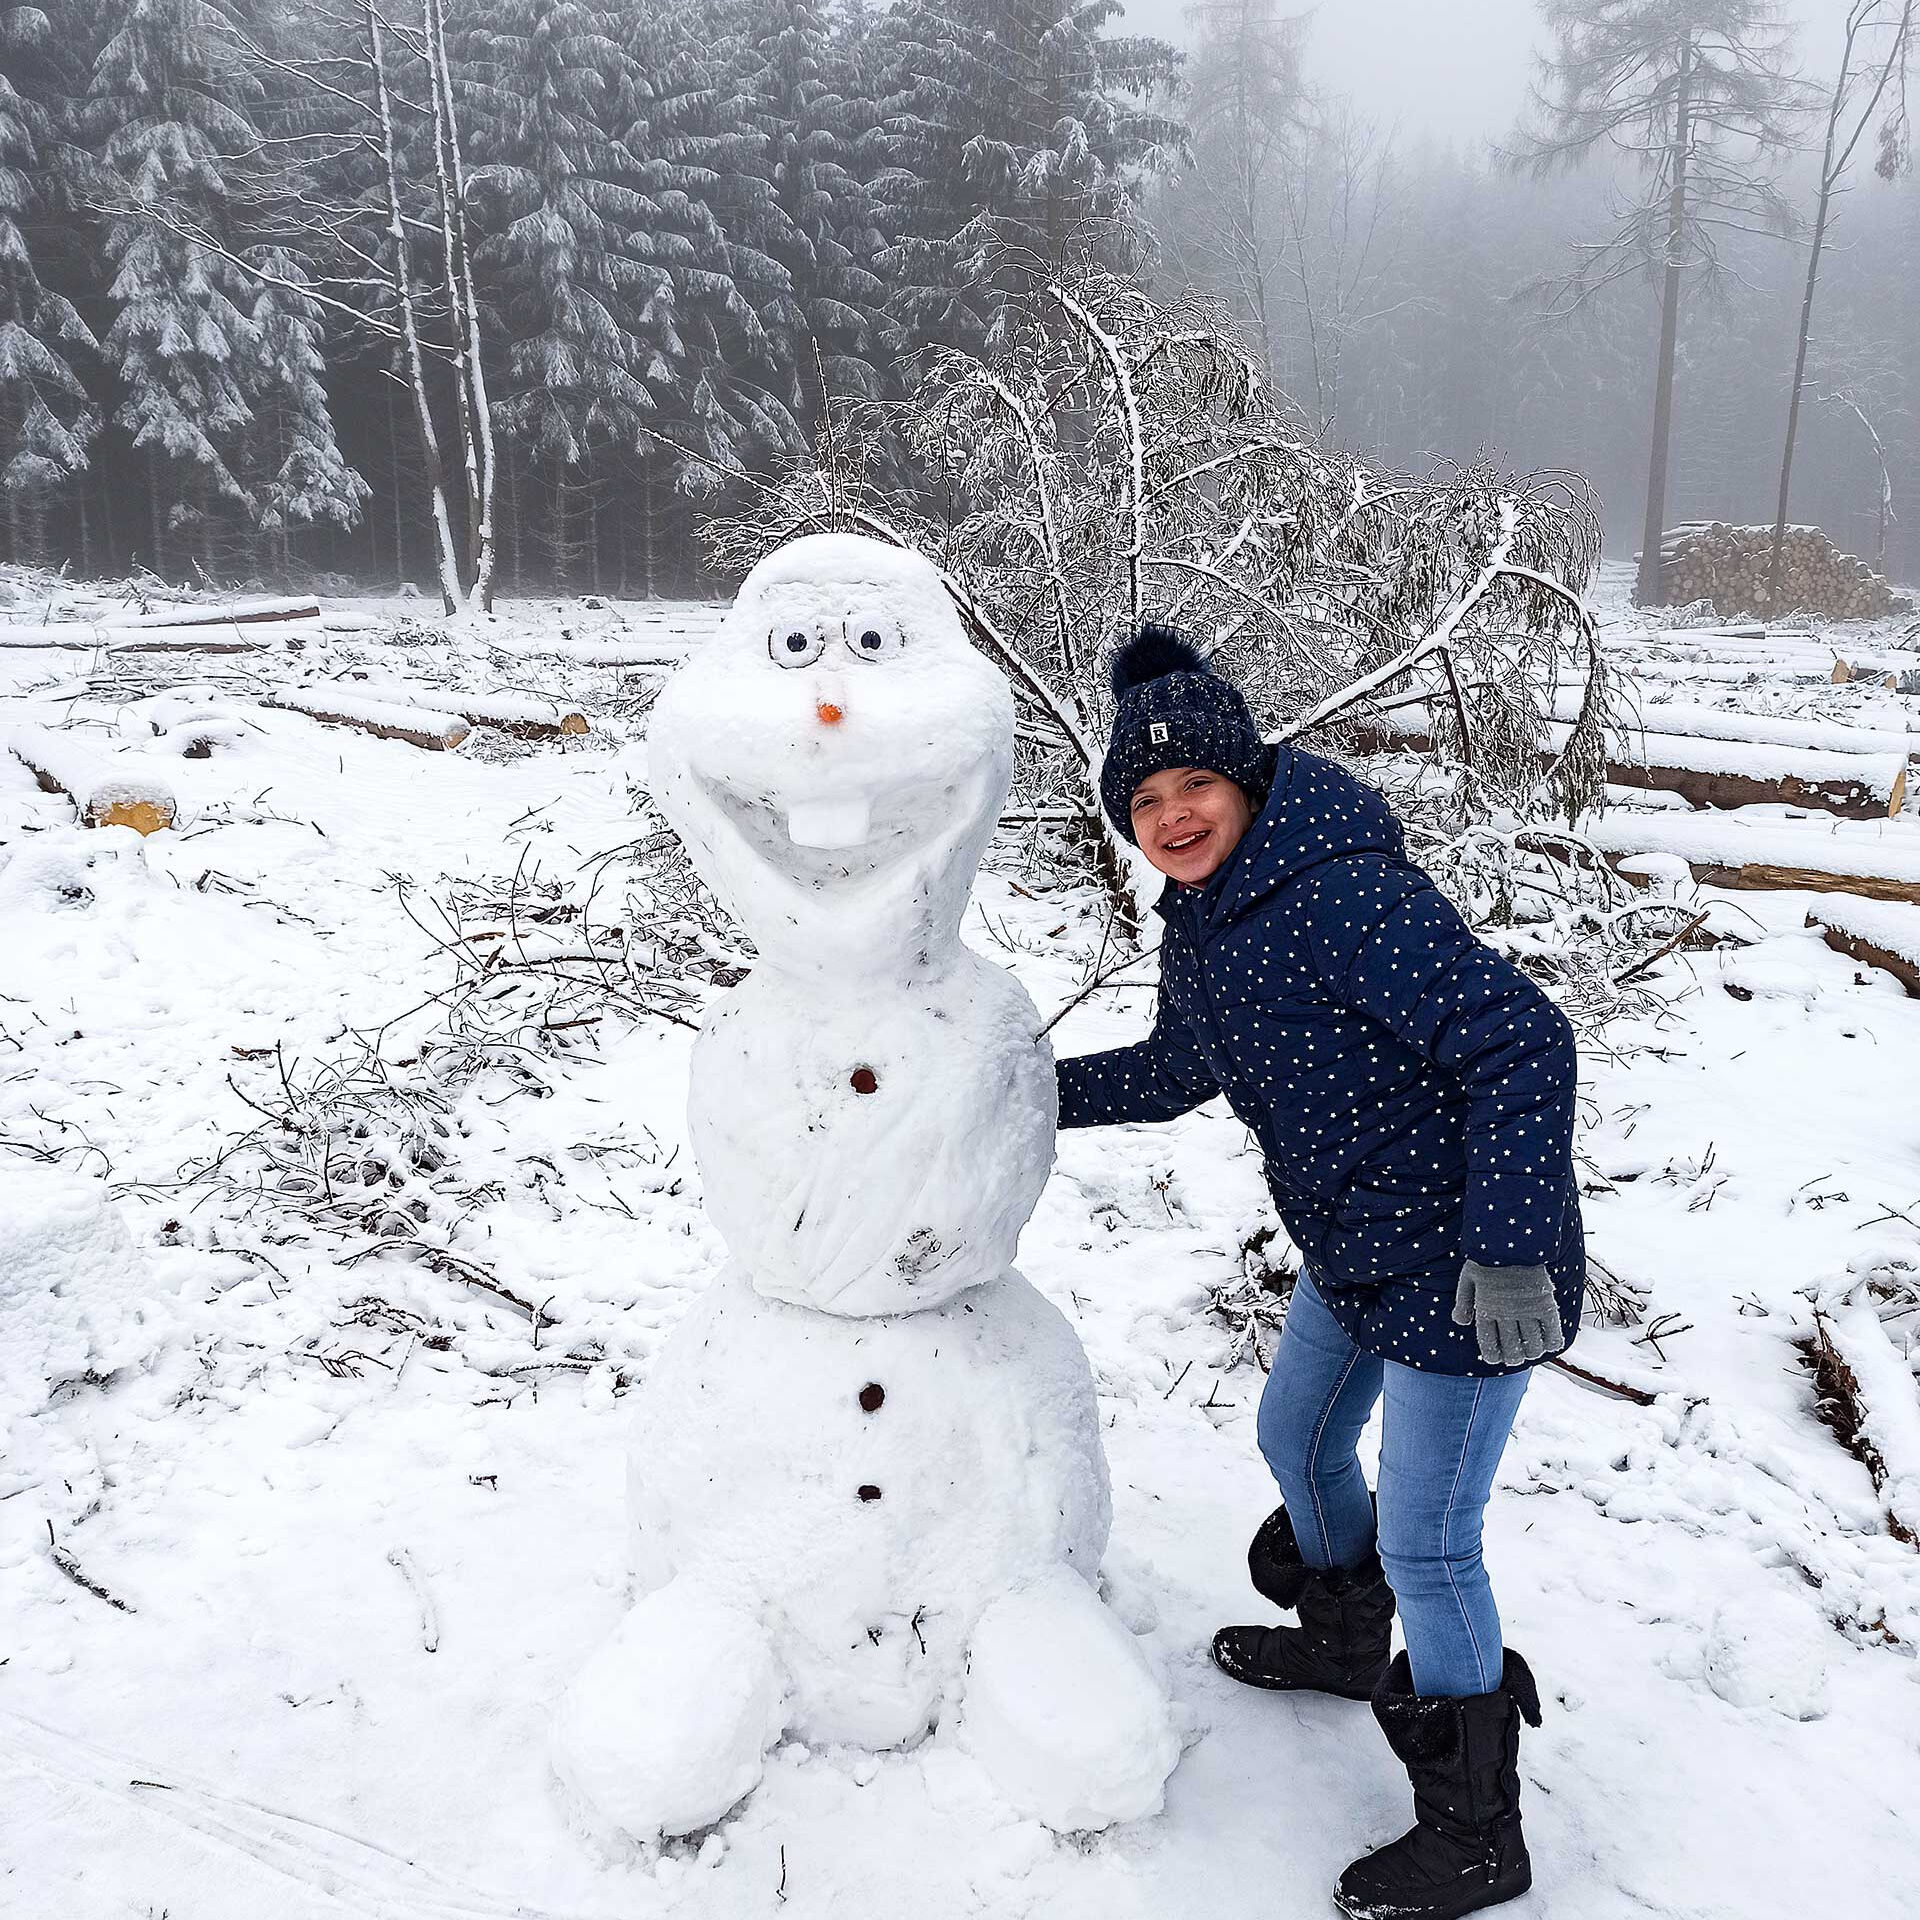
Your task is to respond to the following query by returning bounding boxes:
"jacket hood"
[1155,743,1406,926]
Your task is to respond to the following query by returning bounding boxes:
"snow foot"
[551,1582,787,1841]
[954,1565,1178,1833]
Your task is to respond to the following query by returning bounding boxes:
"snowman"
[552,533,1179,1839]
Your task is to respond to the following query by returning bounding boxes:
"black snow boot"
[1210,1505,1394,1702]
[1333,1649,1543,1920]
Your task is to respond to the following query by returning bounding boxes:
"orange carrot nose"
[816,700,844,726]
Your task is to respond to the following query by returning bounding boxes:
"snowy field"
[4,568,1920,1918]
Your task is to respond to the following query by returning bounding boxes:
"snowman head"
[648,534,1014,977]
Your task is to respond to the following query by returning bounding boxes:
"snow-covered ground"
[4,571,1919,1919]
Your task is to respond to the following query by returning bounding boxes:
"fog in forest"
[4,0,1912,599]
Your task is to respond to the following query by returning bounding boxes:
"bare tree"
[1159,0,1311,375]
[1508,1,1807,607]
[1764,0,1913,609]
[710,269,1612,927]
[1275,98,1413,438]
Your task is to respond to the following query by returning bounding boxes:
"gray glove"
[1452,1260,1564,1368]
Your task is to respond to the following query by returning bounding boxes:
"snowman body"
[554,535,1177,1839]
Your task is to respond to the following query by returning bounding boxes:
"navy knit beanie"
[1099,624,1271,842]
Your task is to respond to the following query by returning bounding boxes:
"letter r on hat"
[1149,721,1169,744]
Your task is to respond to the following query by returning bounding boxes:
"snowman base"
[551,1265,1179,1838]
[552,1564,1178,1841]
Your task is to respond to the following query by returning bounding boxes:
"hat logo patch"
[1149,721,1169,744]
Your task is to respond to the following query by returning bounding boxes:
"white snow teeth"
[1164,831,1207,853]
[785,794,874,849]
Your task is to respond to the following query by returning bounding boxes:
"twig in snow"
[46,1522,135,1613]
[1631,1313,1695,1362]
[1612,910,1714,986]
[1540,1357,1660,1407]
[386,1545,441,1652]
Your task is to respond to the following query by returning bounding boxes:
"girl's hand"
[1452,1260,1564,1368]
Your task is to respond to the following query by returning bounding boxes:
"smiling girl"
[1056,627,1584,1920]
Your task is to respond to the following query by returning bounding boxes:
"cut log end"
[93,797,175,835]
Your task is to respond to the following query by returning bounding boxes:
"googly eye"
[769,627,828,669]
[844,619,906,662]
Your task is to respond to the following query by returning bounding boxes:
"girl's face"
[1128,766,1253,886]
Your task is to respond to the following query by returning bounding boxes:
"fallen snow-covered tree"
[708,269,1615,930]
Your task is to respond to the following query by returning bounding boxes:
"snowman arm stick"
[1034,947,1162,1041]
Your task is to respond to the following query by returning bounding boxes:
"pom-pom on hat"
[1099,622,1271,842]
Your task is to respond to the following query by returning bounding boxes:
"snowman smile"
[702,771,951,888]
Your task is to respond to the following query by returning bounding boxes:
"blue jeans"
[1255,1273,1530,1698]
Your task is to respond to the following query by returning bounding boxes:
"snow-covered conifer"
[242,248,371,549]
[873,0,1183,357]
[727,0,895,434]
[0,15,101,558]
[83,0,270,567]
[612,1,805,494]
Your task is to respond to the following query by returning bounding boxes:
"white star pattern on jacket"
[1057,748,1584,1376]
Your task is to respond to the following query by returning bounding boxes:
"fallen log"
[1544,692,1919,762]
[1808,1308,1920,1546]
[1803,897,1920,997]
[260,689,470,751]
[0,620,320,653]
[1596,737,1905,820]
[324,674,588,739]
[1569,812,1920,907]
[0,626,100,650]
[109,623,313,655]
[114,596,321,629]
[1354,710,1907,818]
[5,725,177,833]
[1620,661,1837,688]
[1831,658,1900,689]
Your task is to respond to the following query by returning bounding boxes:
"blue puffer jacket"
[1057,745,1584,1376]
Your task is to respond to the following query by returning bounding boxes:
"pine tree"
[727,0,894,435]
[84,0,274,569]
[873,0,1184,358]
[0,9,101,559]
[616,0,805,496]
[243,248,371,552]
[460,0,666,579]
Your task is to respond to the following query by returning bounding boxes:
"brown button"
[850,1066,878,1094]
[859,1383,885,1413]
[857,1484,882,1503]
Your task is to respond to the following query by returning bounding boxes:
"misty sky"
[1121,0,1838,149]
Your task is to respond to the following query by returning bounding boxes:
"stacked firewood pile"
[1649,522,1912,620]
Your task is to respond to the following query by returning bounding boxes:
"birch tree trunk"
[366,0,463,612]
[425,0,496,611]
